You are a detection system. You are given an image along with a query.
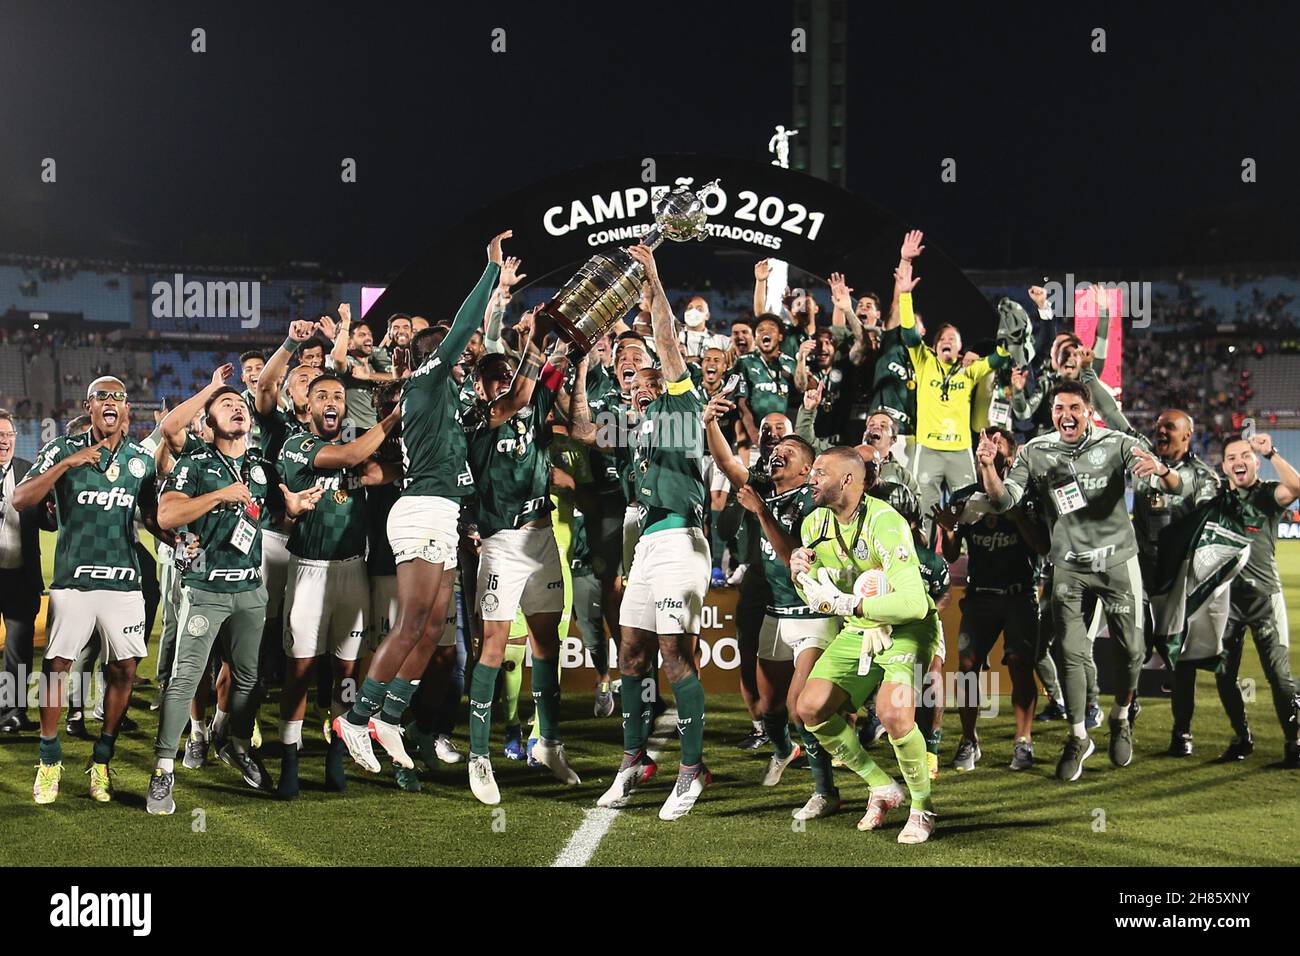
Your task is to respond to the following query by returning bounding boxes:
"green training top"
[277,431,369,561]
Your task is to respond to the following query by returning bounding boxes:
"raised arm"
[627,243,686,383]
[752,259,770,318]
[702,395,749,488]
[423,231,508,374]
[330,304,352,369]
[161,364,232,453]
[310,407,402,470]
[485,308,550,429]
[1253,433,1300,506]
[258,319,316,415]
[564,356,614,451]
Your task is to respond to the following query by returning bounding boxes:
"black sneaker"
[65,711,90,739]
[218,742,274,791]
[1128,697,1142,728]
[1055,734,1095,782]
[857,713,887,748]
[1035,699,1068,722]
[0,710,37,733]
[736,730,769,751]
[1167,732,1194,757]
[116,714,139,734]
[1218,732,1254,762]
[1108,717,1134,767]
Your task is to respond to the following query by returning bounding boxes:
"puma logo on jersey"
[73,565,137,581]
[76,488,136,511]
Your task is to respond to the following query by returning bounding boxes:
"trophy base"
[537,303,596,358]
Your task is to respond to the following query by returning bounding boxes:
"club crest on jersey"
[128,456,146,479]
[187,614,210,636]
[1088,448,1106,466]
[853,539,870,560]
[895,544,911,562]
[250,464,267,485]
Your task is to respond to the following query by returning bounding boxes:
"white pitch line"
[551,707,677,868]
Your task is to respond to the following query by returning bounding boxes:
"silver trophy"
[537,179,720,356]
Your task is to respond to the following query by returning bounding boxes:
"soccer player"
[977,380,1179,780]
[1212,433,1300,767]
[13,378,162,805]
[933,428,1049,771]
[238,350,266,448]
[896,258,1012,535]
[147,387,322,814]
[869,230,926,464]
[461,320,580,803]
[703,398,838,819]
[1128,410,1220,756]
[573,243,712,821]
[790,446,940,844]
[275,372,400,799]
[735,315,797,446]
[332,232,506,775]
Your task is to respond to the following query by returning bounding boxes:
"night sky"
[2,0,1297,277]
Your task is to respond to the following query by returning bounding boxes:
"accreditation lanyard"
[936,357,962,403]
[759,356,788,396]
[830,501,868,564]
[211,447,261,554]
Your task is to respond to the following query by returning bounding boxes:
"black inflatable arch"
[370,153,995,340]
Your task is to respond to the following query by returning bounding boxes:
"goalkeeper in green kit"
[791,446,940,844]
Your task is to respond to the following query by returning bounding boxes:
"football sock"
[325,737,347,791]
[1071,721,1087,739]
[156,757,174,773]
[39,734,62,766]
[92,731,116,765]
[277,745,300,799]
[671,674,706,766]
[1109,701,1129,721]
[378,677,418,725]
[807,713,893,788]
[923,726,942,756]
[797,723,837,796]
[762,710,793,760]
[210,708,229,737]
[281,720,303,747]
[347,677,386,727]
[889,725,933,812]
[751,718,764,735]
[190,717,208,740]
[531,655,561,742]
[620,672,651,758]
[468,663,498,758]
[502,643,526,725]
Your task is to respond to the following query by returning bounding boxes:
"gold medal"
[333,489,349,505]
[906,380,916,390]
[105,462,119,482]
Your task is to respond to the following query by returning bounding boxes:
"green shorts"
[809,612,940,710]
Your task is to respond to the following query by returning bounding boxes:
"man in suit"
[0,410,45,732]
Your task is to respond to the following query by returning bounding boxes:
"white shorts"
[477,526,564,622]
[282,555,369,660]
[368,574,457,649]
[388,495,460,570]
[619,527,711,635]
[703,455,731,494]
[757,614,837,662]
[622,505,642,579]
[261,528,291,618]
[46,589,148,663]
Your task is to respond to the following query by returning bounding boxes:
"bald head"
[1154,408,1194,460]
[809,445,867,511]
[759,412,793,451]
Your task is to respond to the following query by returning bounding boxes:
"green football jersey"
[629,373,707,531]
[798,494,935,630]
[1132,453,1220,559]
[748,471,825,616]
[584,372,626,497]
[399,262,498,498]
[735,351,796,422]
[277,432,369,561]
[915,542,950,602]
[166,446,277,593]
[31,433,159,592]
[253,404,310,463]
[464,380,559,538]
[870,326,917,436]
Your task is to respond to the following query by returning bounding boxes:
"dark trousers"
[0,567,42,720]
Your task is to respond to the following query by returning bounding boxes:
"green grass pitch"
[2,538,1297,867]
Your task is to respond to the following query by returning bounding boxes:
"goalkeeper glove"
[799,568,861,618]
